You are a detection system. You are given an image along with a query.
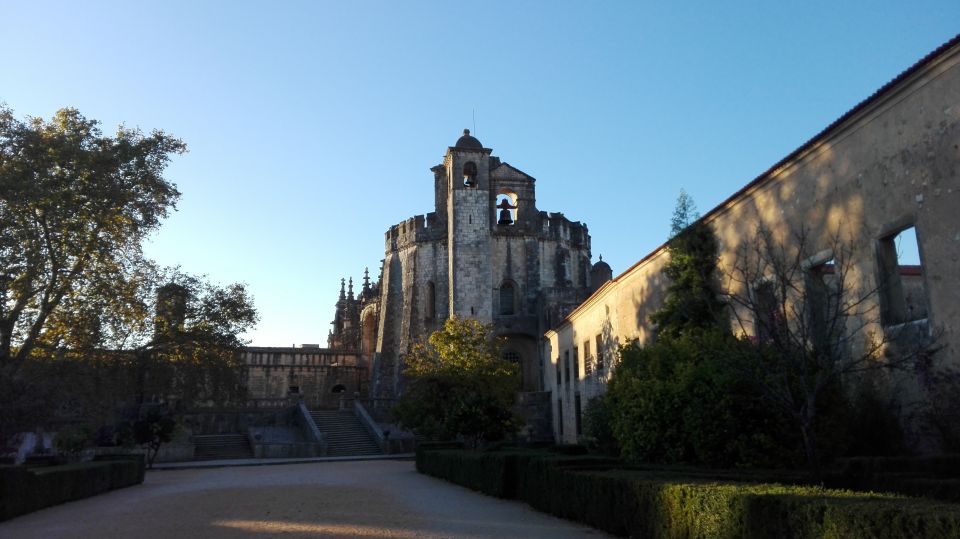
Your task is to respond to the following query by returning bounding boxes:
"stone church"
[327,130,612,402]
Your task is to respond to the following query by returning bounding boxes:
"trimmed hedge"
[825,455,960,502]
[0,456,144,521]
[417,448,960,538]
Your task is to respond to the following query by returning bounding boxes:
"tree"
[605,193,795,468]
[132,270,258,405]
[0,108,257,445]
[669,188,700,238]
[724,226,937,479]
[393,318,520,447]
[0,106,184,362]
[132,409,177,469]
[607,330,796,468]
[650,191,725,339]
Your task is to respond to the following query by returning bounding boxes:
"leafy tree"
[582,392,619,456]
[0,108,257,446]
[132,410,177,469]
[607,330,796,468]
[650,193,725,340]
[0,106,184,361]
[669,188,700,238]
[393,317,520,447]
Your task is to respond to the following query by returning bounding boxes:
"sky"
[2,1,957,346]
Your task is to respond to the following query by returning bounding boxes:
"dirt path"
[0,459,611,538]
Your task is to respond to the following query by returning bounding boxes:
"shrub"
[582,393,619,456]
[54,425,93,458]
[608,331,797,468]
[416,448,960,538]
[0,458,144,521]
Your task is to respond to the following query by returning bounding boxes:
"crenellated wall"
[369,136,597,400]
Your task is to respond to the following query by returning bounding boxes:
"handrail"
[353,400,386,453]
[298,403,324,444]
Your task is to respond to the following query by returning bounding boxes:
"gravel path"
[0,459,611,538]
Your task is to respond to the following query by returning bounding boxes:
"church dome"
[455,129,483,149]
[590,256,613,292]
[592,259,611,273]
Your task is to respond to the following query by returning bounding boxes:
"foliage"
[0,106,185,361]
[917,365,960,452]
[0,107,257,444]
[607,330,797,468]
[668,188,700,238]
[1,458,144,521]
[609,207,793,468]
[131,410,177,469]
[650,219,726,340]
[393,317,520,447]
[724,226,932,478]
[417,447,960,539]
[845,376,906,457]
[582,393,619,456]
[54,425,93,458]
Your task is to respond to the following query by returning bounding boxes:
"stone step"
[307,410,382,457]
[192,434,253,460]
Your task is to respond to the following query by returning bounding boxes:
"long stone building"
[546,35,960,443]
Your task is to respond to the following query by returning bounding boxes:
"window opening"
[425,281,436,320]
[332,384,346,393]
[499,281,516,315]
[555,354,561,386]
[557,399,564,436]
[575,393,583,436]
[595,335,604,372]
[463,161,477,187]
[582,340,592,377]
[754,280,784,344]
[496,193,518,225]
[572,347,579,381]
[806,256,840,357]
[563,350,570,384]
[878,226,926,326]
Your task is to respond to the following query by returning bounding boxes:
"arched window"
[499,281,516,315]
[502,350,520,363]
[463,162,477,187]
[332,384,346,394]
[496,192,518,225]
[425,281,436,320]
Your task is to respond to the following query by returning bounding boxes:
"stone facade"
[546,36,960,443]
[241,346,366,409]
[333,130,603,401]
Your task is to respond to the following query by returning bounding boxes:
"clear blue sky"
[3,1,957,345]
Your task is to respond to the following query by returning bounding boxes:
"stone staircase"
[309,410,382,456]
[192,433,254,460]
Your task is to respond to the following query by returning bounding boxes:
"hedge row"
[825,455,960,502]
[0,455,145,521]
[417,448,960,538]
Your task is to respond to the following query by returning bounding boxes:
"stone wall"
[546,37,960,443]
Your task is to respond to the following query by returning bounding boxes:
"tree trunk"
[799,418,822,483]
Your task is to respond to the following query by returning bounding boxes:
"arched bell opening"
[496,191,518,225]
[463,161,478,187]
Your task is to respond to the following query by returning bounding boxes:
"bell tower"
[445,129,493,321]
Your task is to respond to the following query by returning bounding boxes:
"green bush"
[826,455,960,502]
[417,448,960,538]
[582,393,619,455]
[0,458,144,521]
[608,331,798,468]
